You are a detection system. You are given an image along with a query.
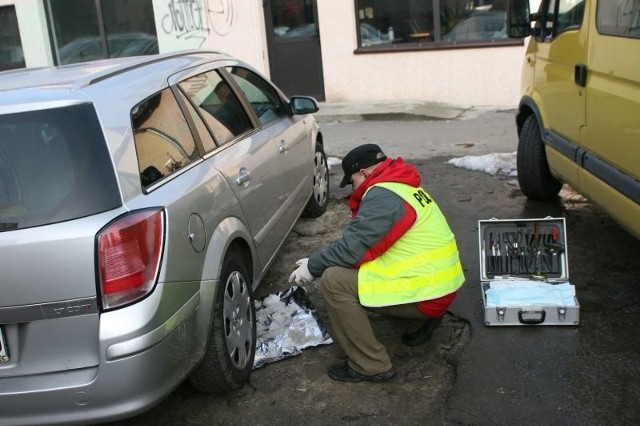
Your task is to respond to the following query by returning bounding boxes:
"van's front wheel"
[517,115,562,200]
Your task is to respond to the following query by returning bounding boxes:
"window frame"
[131,88,201,191]
[596,0,640,39]
[0,5,25,71]
[45,0,158,66]
[535,0,585,42]
[176,68,257,151]
[224,66,290,127]
[353,0,523,53]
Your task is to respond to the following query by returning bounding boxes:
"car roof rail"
[78,49,228,89]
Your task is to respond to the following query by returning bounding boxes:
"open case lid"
[478,217,569,283]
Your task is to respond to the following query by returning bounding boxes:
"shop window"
[48,0,158,65]
[356,0,518,49]
[0,6,25,71]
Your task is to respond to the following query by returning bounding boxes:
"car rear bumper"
[0,283,211,426]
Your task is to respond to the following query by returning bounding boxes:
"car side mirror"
[507,0,532,38]
[289,96,319,115]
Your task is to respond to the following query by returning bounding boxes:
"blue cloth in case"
[485,281,576,307]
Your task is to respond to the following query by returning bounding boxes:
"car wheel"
[517,114,562,200]
[189,249,256,393]
[302,142,329,218]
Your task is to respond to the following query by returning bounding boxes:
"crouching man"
[289,144,465,383]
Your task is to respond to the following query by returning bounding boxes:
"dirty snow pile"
[331,153,517,178]
[327,156,341,171]
[254,286,332,369]
[447,152,517,177]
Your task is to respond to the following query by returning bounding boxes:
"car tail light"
[97,209,165,310]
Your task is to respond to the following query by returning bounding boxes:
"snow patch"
[448,152,517,177]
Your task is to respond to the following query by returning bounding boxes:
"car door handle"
[278,140,289,153]
[235,167,251,185]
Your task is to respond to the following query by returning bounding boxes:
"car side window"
[225,66,288,126]
[175,88,217,154]
[132,89,199,188]
[178,70,253,145]
[597,0,640,38]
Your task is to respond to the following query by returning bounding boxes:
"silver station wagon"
[0,50,329,425]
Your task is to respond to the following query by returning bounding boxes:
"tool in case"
[478,217,579,326]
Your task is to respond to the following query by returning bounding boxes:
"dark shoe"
[401,317,442,347]
[327,360,396,383]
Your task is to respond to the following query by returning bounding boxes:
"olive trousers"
[319,266,426,375]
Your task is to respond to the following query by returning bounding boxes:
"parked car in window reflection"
[0,50,329,425]
[443,10,507,42]
[57,32,158,64]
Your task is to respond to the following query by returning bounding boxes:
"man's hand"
[288,258,315,284]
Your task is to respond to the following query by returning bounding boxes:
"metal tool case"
[478,217,579,326]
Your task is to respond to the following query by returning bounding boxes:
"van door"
[533,0,588,188]
[583,0,640,190]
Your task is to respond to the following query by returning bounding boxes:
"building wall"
[151,0,269,76]
[316,0,526,107]
[4,0,545,108]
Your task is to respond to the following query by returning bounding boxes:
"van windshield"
[0,103,120,231]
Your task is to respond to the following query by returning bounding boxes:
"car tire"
[517,114,562,200]
[189,249,256,394]
[302,142,329,218]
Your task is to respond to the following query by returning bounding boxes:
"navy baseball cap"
[339,144,387,188]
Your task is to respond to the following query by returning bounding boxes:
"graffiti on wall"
[161,0,236,47]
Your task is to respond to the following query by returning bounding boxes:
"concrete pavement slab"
[314,100,472,123]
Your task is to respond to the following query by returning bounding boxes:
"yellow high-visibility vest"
[358,182,465,307]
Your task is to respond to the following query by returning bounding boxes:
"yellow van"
[507,0,640,239]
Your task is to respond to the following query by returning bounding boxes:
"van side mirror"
[507,0,532,38]
[289,96,319,115]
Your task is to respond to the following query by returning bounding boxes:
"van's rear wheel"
[517,115,562,200]
[189,249,256,393]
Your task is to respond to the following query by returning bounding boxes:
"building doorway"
[263,0,325,101]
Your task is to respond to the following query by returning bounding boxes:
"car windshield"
[0,104,121,231]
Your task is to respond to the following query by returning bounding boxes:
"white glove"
[288,258,315,284]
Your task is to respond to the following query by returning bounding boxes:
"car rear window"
[0,103,121,231]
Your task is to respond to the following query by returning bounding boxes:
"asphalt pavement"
[315,103,640,425]
[110,104,640,426]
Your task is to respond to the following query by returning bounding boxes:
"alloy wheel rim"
[312,151,328,206]
[223,270,254,369]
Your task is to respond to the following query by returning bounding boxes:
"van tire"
[189,249,256,393]
[517,115,562,200]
